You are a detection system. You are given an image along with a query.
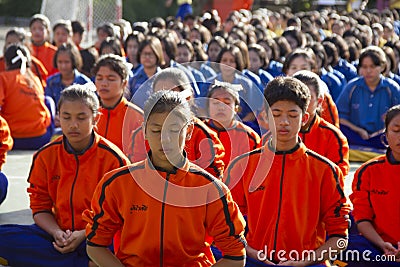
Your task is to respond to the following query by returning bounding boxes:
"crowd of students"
[0,4,399,267]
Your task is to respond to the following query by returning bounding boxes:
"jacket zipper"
[160,173,170,267]
[272,153,286,258]
[104,110,111,138]
[70,155,80,231]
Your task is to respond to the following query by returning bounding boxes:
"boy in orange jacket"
[225,76,350,266]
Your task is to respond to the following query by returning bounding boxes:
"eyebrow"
[61,112,88,116]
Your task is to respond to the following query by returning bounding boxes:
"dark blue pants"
[12,96,55,150]
[0,171,7,205]
[340,125,386,150]
[0,224,89,267]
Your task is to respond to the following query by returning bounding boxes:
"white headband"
[11,50,27,75]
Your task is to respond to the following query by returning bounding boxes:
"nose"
[279,115,289,126]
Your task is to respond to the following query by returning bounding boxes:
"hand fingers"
[52,241,74,254]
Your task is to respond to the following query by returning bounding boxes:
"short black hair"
[263,76,310,114]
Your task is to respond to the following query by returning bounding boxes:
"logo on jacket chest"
[371,189,389,195]
[130,204,148,213]
[51,175,60,182]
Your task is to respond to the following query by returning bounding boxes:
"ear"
[93,113,100,125]
[122,79,128,90]
[301,111,310,126]
[185,121,194,140]
[234,104,240,113]
[317,96,324,108]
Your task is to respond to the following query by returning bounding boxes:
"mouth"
[278,129,290,135]
[68,132,80,137]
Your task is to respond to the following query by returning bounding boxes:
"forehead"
[290,56,309,65]
[147,111,186,125]
[210,88,234,99]
[96,66,119,75]
[153,79,180,92]
[60,100,92,114]
[388,113,400,126]
[271,100,302,112]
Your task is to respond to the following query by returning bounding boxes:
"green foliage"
[123,0,177,22]
[0,0,41,17]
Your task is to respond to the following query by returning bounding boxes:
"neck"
[301,113,315,131]
[392,150,400,162]
[221,72,234,83]
[366,78,380,91]
[144,66,157,77]
[274,139,298,152]
[102,95,122,109]
[212,118,234,130]
[62,71,75,81]
[32,40,46,46]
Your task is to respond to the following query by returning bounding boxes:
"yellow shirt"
[177,0,192,5]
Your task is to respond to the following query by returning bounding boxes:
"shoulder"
[382,76,400,90]
[125,100,144,115]
[305,149,341,175]
[318,118,346,139]
[32,136,63,162]
[356,155,387,175]
[96,135,130,164]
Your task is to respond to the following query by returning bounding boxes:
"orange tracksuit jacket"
[0,56,48,87]
[29,42,58,76]
[225,141,350,264]
[27,133,129,231]
[96,97,143,153]
[299,115,349,177]
[261,115,349,179]
[0,69,50,138]
[350,150,400,245]
[0,116,13,169]
[205,119,261,168]
[127,117,225,178]
[321,92,340,128]
[84,158,246,267]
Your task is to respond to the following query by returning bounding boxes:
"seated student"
[124,31,145,74]
[225,76,350,266]
[0,85,129,267]
[128,36,164,108]
[52,20,73,48]
[205,80,261,168]
[45,43,93,130]
[347,104,400,266]
[93,54,144,152]
[0,44,53,150]
[127,67,225,179]
[293,70,350,177]
[337,46,400,151]
[0,27,48,87]
[84,90,246,267]
[29,14,58,76]
[247,44,274,89]
[0,115,13,206]
[283,48,340,128]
